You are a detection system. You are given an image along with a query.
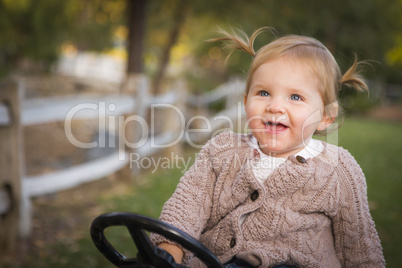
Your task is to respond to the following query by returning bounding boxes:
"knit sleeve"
[150,139,217,263]
[332,149,385,267]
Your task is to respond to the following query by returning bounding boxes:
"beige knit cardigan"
[151,131,385,268]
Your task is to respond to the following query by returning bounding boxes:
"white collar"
[249,135,324,160]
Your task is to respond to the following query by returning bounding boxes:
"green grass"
[5,117,402,268]
[337,118,402,267]
[95,168,188,261]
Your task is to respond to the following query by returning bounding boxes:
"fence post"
[118,74,149,178]
[163,79,185,158]
[0,79,23,255]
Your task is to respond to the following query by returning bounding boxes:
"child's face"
[244,56,331,158]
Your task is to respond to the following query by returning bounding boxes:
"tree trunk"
[122,0,148,94]
[152,0,189,95]
[126,0,147,75]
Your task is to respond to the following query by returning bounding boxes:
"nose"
[266,97,285,114]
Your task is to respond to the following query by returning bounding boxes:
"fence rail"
[24,151,129,198]
[21,95,135,125]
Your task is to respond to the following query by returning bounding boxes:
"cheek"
[245,104,259,121]
[301,109,323,127]
[246,116,261,130]
[301,123,320,138]
[295,109,323,136]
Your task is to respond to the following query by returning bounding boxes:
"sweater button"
[230,237,236,248]
[296,155,306,163]
[250,190,259,201]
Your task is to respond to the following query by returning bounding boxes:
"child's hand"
[157,242,184,264]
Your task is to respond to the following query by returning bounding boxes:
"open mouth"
[264,121,288,133]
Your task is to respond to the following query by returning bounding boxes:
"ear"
[243,94,248,107]
[316,114,335,131]
[316,102,338,131]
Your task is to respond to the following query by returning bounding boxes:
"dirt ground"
[1,173,124,265]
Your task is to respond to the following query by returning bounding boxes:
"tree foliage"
[0,0,68,72]
[182,0,402,83]
[0,0,124,75]
[0,0,400,83]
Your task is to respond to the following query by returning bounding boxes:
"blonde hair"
[210,27,369,134]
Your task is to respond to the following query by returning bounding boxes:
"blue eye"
[259,91,269,97]
[291,94,301,101]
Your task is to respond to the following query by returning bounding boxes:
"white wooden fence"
[0,75,246,251]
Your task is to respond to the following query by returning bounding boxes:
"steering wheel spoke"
[128,228,153,261]
[90,212,223,268]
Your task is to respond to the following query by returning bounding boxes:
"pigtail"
[208,27,274,62]
[340,56,370,93]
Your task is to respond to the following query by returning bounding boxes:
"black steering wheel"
[90,212,223,268]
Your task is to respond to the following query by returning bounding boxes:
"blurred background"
[0,0,401,267]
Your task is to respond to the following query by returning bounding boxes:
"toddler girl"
[150,27,385,268]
